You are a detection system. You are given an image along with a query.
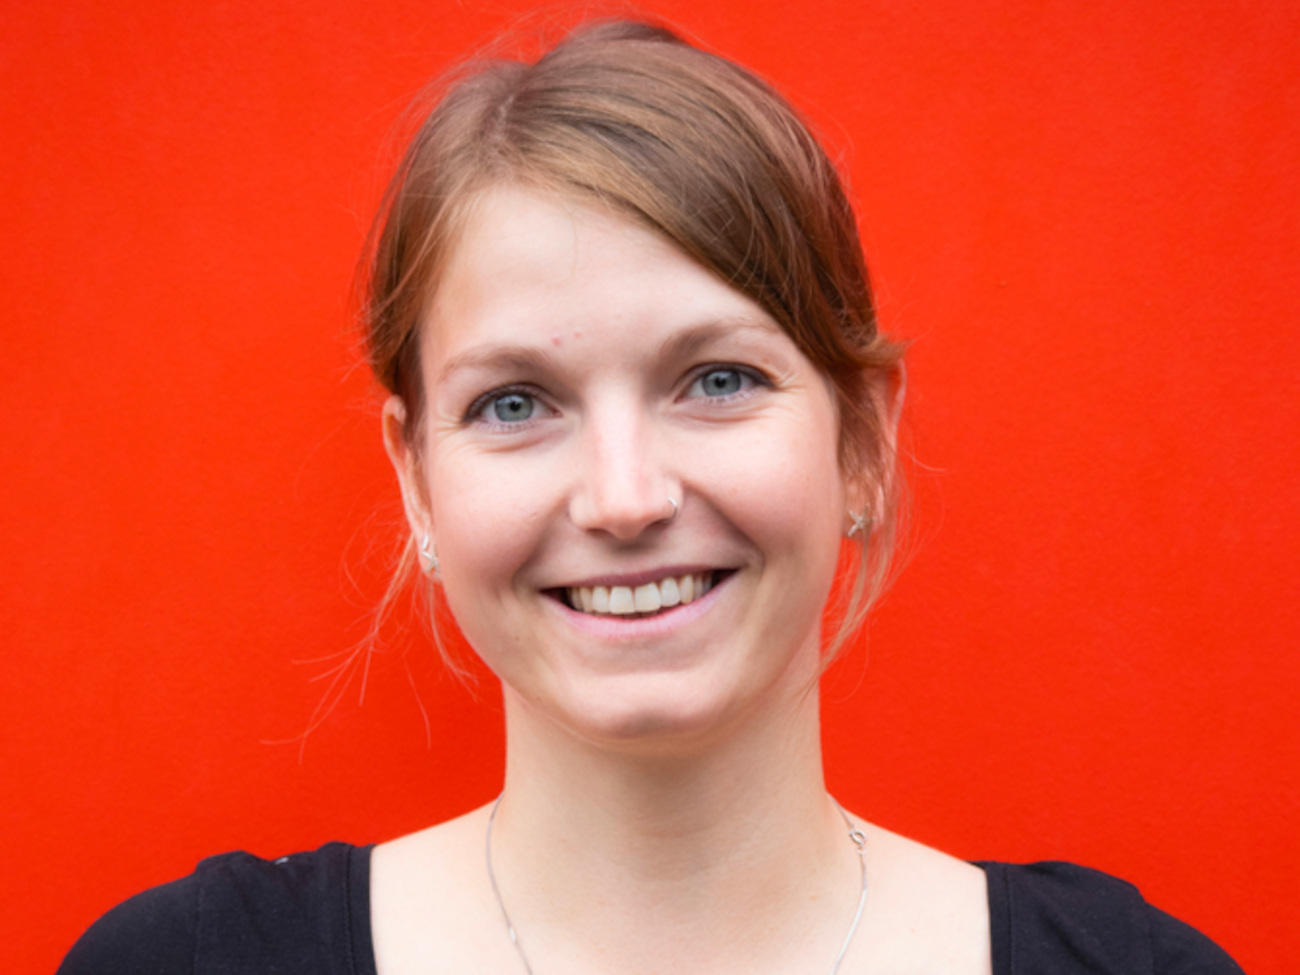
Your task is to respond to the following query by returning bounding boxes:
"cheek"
[705,412,846,554]
[427,454,550,614]
[432,489,542,680]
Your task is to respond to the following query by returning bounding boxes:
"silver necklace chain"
[485,794,869,975]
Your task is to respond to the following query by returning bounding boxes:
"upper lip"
[547,564,724,590]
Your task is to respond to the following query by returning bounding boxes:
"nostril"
[569,491,680,540]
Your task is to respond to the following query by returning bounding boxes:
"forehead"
[439,187,638,306]
[421,185,781,362]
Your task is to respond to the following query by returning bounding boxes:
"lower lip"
[547,576,726,641]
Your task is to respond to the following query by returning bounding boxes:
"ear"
[844,363,905,533]
[381,395,433,543]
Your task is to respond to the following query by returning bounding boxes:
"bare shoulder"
[852,819,993,975]
[370,805,509,975]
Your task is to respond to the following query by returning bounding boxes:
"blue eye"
[487,391,537,423]
[691,367,758,399]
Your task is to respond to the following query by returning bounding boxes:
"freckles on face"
[404,185,851,741]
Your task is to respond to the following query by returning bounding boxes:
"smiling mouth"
[553,571,728,619]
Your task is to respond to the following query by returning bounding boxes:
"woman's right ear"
[381,395,432,539]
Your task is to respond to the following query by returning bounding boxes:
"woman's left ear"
[381,395,435,560]
[843,363,905,537]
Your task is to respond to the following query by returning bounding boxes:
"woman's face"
[385,186,850,750]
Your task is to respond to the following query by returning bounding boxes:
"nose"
[569,404,677,541]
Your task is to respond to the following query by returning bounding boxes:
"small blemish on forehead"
[551,333,563,346]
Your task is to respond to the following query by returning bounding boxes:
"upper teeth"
[568,573,713,616]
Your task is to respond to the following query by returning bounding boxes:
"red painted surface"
[3,2,1295,972]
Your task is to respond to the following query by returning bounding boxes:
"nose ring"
[666,496,679,521]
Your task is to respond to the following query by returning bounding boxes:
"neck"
[486,680,861,975]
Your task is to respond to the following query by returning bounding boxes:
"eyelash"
[464,385,551,430]
[463,364,771,430]
[683,364,771,402]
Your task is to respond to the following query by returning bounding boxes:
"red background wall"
[4,2,1296,972]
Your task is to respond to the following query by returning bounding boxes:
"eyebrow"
[434,346,558,386]
[434,316,783,386]
[656,317,784,362]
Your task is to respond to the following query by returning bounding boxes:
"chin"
[537,669,792,757]
[584,704,724,748]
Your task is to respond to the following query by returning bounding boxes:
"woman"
[60,19,1243,975]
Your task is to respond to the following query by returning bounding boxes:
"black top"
[59,844,1244,974]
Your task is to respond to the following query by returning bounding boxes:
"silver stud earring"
[419,532,438,575]
[846,510,870,539]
